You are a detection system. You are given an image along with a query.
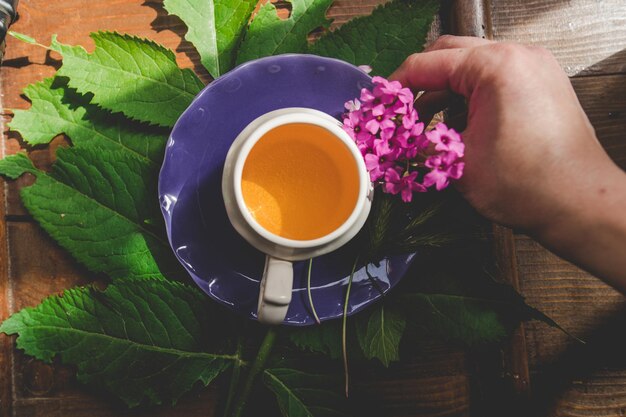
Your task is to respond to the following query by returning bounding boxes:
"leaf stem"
[222,330,245,417]
[307,258,321,324]
[230,328,277,417]
[8,31,50,49]
[342,256,359,398]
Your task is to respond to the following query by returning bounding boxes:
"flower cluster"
[342,76,464,202]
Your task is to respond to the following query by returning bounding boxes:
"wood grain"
[0,77,13,417]
[515,235,626,417]
[572,74,626,170]
[447,0,492,39]
[489,0,626,77]
[12,389,221,417]
[355,343,473,417]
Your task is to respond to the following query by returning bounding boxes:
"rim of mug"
[232,108,369,249]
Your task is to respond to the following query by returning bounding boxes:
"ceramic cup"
[222,107,373,325]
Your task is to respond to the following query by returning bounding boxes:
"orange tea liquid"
[241,123,359,240]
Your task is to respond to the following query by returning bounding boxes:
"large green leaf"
[51,32,205,127]
[356,305,406,367]
[309,0,439,76]
[8,78,167,165]
[236,0,333,65]
[263,368,351,417]
[288,320,342,360]
[0,278,238,407]
[400,293,510,345]
[163,0,256,77]
[0,150,182,280]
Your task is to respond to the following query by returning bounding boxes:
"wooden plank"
[515,236,624,368]
[515,235,626,417]
[572,74,626,170]
[355,342,472,417]
[0,79,14,417]
[327,0,385,28]
[549,371,626,417]
[491,225,531,397]
[12,389,220,417]
[6,222,92,312]
[489,0,626,77]
[447,0,492,39]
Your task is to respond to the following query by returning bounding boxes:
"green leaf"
[236,0,334,65]
[309,0,439,76]
[9,78,167,165]
[399,293,511,345]
[263,368,351,417]
[0,153,38,179]
[355,305,406,367]
[288,321,342,360]
[50,32,205,127]
[163,0,256,78]
[0,278,238,407]
[0,149,182,280]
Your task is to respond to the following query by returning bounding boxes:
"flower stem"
[307,258,321,324]
[222,330,245,417]
[342,256,359,398]
[230,328,277,417]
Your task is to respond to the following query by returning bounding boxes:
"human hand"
[390,36,626,290]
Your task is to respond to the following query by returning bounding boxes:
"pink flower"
[360,77,412,113]
[342,76,465,202]
[371,76,412,104]
[364,140,399,181]
[365,113,396,135]
[356,135,375,156]
[373,138,402,160]
[423,151,465,191]
[426,123,465,157]
[342,109,373,143]
[345,98,361,112]
[395,123,426,159]
[364,153,395,181]
[383,168,426,202]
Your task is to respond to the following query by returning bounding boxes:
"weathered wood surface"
[490,0,626,77]
[488,1,626,416]
[1,0,625,416]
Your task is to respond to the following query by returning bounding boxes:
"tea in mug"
[241,123,359,240]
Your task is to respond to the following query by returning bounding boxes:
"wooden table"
[1,1,625,416]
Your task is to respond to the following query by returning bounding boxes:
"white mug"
[222,108,373,325]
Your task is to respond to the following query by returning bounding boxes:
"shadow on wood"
[141,0,212,83]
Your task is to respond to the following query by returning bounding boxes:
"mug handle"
[257,256,293,325]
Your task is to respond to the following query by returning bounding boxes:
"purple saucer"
[159,54,415,325]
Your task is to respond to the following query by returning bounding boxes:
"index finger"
[389,48,474,97]
[424,35,492,52]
